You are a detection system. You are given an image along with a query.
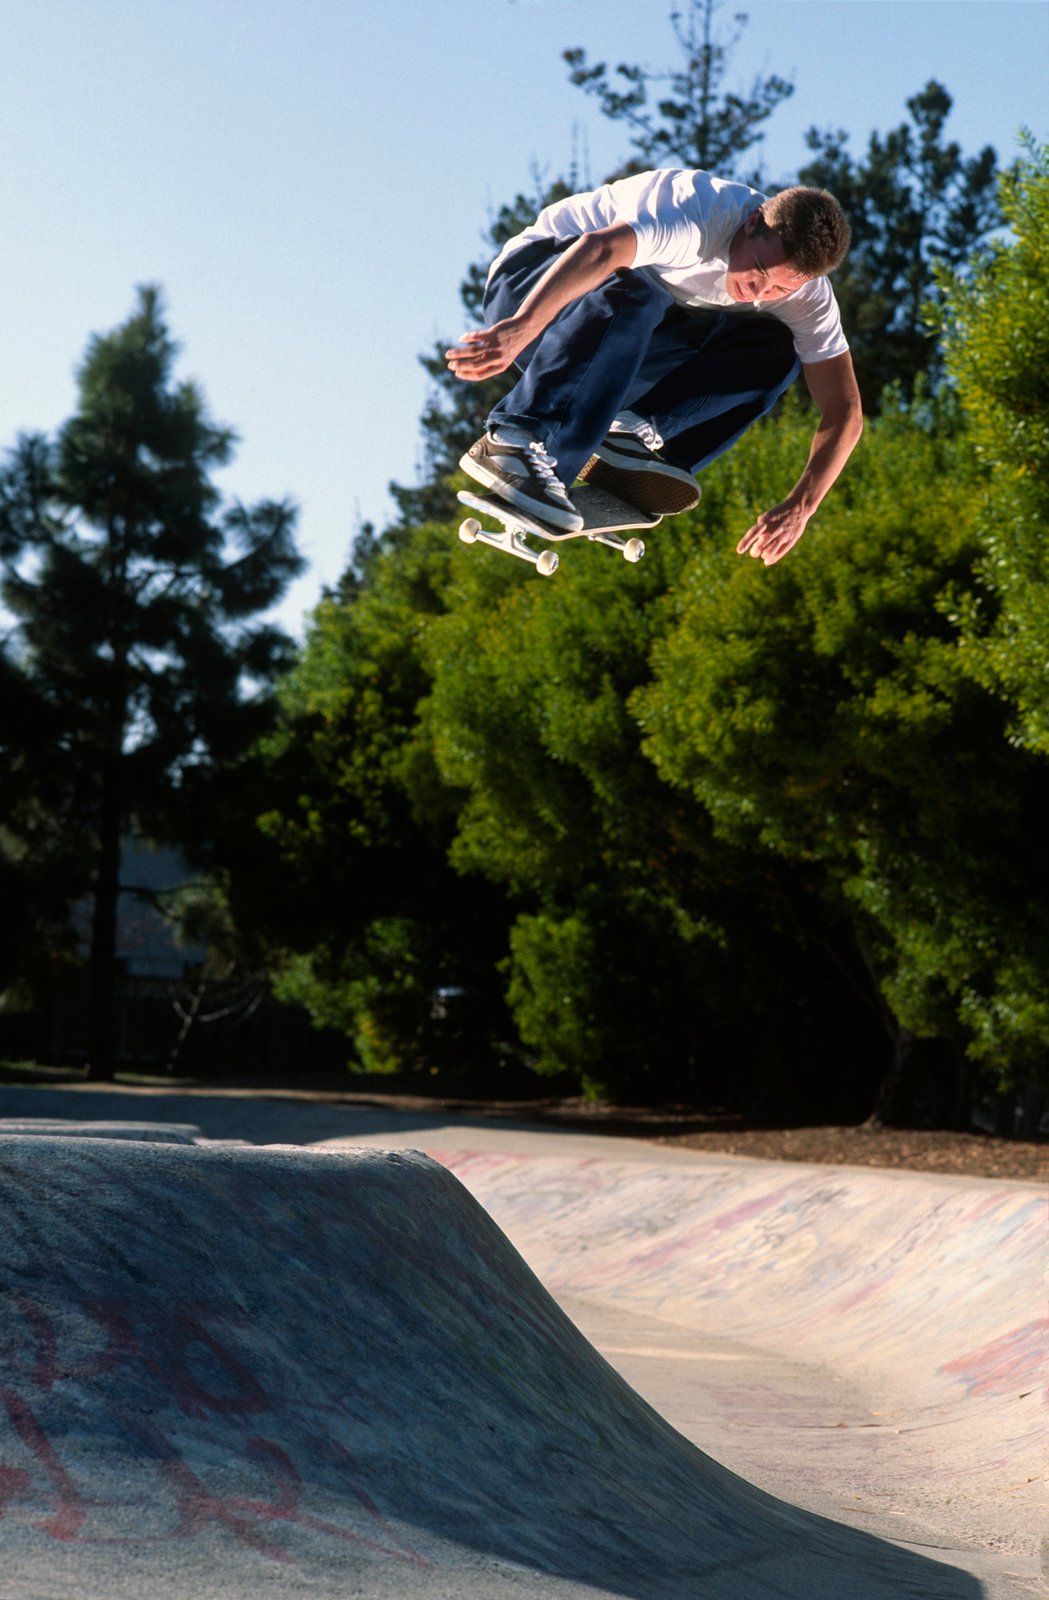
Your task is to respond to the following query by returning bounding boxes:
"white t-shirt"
[489,168,848,366]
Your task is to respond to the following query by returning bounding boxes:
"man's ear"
[743,207,763,235]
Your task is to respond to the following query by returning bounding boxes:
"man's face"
[726,210,809,304]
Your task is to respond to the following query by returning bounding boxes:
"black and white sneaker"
[460,431,584,532]
[580,414,700,515]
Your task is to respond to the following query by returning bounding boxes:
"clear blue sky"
[2,0,1046,636]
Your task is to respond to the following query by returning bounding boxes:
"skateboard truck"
[458,513,563,576]
[457,487,658,578]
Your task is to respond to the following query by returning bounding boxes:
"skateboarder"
[446,169,863,565]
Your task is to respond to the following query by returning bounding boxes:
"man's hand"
[737,351,863,567]
[446,225,639,386]
[736,500,810,566]
[445,320,529,383]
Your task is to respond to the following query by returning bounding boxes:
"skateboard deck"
[457,484,661,577]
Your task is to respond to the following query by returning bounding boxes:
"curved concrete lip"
[0,1083,1044,1599]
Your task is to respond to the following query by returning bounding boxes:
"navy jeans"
[484,239,801,487]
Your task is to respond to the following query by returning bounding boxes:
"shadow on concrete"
[0,1080,513,1146]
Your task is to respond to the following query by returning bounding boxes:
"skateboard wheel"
[459,518,481,544]
[623,538,645,563]
[536,550,559,577]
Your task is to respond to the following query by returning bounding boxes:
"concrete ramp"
[422,1149,1044,1583]
[0,1138,982,1599]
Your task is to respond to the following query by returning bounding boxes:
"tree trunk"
[167,969,207,1075]
[864,1025,915,1128]
[993,1089,1016,1138]
[950,1052,976,1132]
[1017,1081,1046,1141]
[85,750,122,1082]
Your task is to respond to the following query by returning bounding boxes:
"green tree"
[236,523,518,1079]
[934,136,1049,755]
[264,32,1021,1114]
[800,81,1002,404]
[0,647,84,1010]
[420,517,709,1096]
[0,286,304,1078]
[419,496,888,1112]
[563,0,793,182]
[635,391,1049,1122]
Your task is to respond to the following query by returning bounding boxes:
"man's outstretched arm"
[736,351,863,566]
[445,224,638,382]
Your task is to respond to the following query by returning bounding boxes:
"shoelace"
[629,418,665,454]
[524,440,566,491]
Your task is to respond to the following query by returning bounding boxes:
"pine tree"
[0,286,304,1077]
[563,0,793,182]
[800,81,1002,405]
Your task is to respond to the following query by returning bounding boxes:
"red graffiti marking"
[310,1432,430,1560]
[0,1389,86,1540]
[0,1297,430,1570]
[0,1462,32,1518]
[941,1318,1048,1398]
[7,1295,59,1391]
[86,1299,271,1420]
[142,1423,429,1567]
[8,1294,270,1420]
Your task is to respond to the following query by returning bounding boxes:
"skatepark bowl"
[0,1090,1043,1600]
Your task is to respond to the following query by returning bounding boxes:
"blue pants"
[485,239,801,487]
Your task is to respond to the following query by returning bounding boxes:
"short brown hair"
[757,187,852,277]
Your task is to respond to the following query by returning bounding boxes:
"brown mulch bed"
[403,1098,1046,1182]
[649,1121,1048,1182]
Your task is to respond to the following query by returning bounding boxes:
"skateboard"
[456,484,662,577]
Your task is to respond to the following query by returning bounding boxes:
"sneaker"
[460,431,583,532]
[580,414,700,515]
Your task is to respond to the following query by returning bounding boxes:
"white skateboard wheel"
[623,538,645,563]
[537,550,559,577]
[459,518,481,544]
